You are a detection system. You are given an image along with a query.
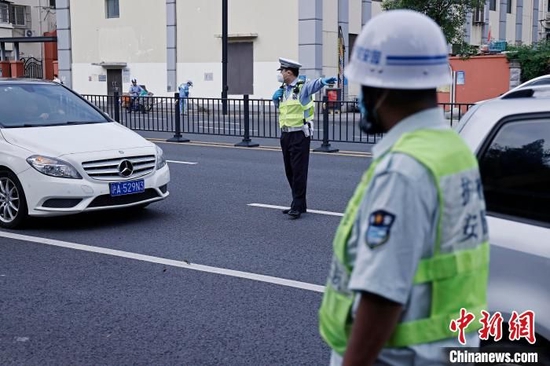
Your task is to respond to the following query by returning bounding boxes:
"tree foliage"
[506,40,550,82]
[381,0,485,45]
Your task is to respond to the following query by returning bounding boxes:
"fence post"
[113,90,120,122]
[167,92,190,142]
[235,95,259,147]
[313,96,339,153]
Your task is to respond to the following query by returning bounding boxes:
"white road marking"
[250,206,549,258]
[197,126,258,133]
[167,160,198,165]
[248,203,344,217]
[0,231,325,293]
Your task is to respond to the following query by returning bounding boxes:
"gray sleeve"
[348,155,437,305]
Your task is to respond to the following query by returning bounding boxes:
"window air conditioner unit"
[473,8,485,24]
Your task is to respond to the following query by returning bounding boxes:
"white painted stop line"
[247,203,344,217]
[0,231,325,293]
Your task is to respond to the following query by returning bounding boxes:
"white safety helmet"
[345,10,451,90]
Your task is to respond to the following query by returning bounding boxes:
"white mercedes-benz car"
[0,79,170,229]
[456,85,550,364]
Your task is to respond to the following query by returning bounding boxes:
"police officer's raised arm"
[299,77,337,103]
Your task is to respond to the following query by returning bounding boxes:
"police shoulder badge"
[365,210,396,248]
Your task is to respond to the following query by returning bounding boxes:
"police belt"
[280,126,304,133]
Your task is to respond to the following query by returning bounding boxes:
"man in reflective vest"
[318,10,489,365]
[272,57,336,219]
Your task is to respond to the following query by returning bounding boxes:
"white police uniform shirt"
[330,108,479,366]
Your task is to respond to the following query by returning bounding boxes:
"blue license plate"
[109,180,145,197]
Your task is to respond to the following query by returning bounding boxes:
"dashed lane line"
[0,231,325,293]
[167,160,198,165]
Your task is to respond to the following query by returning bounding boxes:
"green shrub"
[506,41,550,82]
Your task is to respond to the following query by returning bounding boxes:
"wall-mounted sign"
[98,74,107,82]
[122,68,130,83]
[456,71,465,85]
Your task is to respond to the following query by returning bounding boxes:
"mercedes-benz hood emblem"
[118,160,134,177]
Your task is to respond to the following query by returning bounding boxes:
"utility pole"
[222,0,228,115]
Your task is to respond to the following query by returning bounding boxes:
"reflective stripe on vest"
[318,128,489,355]
[304,95,314,122]
[279,83,314,128]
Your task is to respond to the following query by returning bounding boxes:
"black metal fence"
[82,92,475,149]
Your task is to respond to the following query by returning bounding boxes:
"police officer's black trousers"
[280,131,311,213]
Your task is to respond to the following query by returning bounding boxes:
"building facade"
[57,0,548,99]
[0,0,56,58]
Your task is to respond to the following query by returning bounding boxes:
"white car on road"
[457,86,550,364]
[0,79,170,229]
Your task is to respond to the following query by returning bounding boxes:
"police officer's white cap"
[278,58,302,70]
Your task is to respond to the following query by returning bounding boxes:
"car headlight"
[156,145,167,170]
[26,155,82,179]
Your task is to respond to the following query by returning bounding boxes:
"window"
[507,0,512,14]
[525,78,550,87]
[105,0,119,19]
[10,5,27,26]
[0,84,109,128]
[479,118,550,224]
[473,7,484,23]
[348,33,358,62]
[0,3,8,23]
[490,0,496,11]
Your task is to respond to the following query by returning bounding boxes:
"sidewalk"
[138,130,375,154]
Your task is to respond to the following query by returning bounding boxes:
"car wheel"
[478,340,550,366]
[0,170,28,229]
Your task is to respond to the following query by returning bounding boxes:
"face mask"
[277,73,284,83]
[358,89,387,135]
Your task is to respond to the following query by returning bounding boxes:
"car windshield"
[0,83,109,128]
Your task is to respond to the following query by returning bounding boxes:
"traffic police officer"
[272,58,337,219]
[318,10,490,365]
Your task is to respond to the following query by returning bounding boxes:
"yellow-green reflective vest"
[318,128,490,356]
[278,83,315,128]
